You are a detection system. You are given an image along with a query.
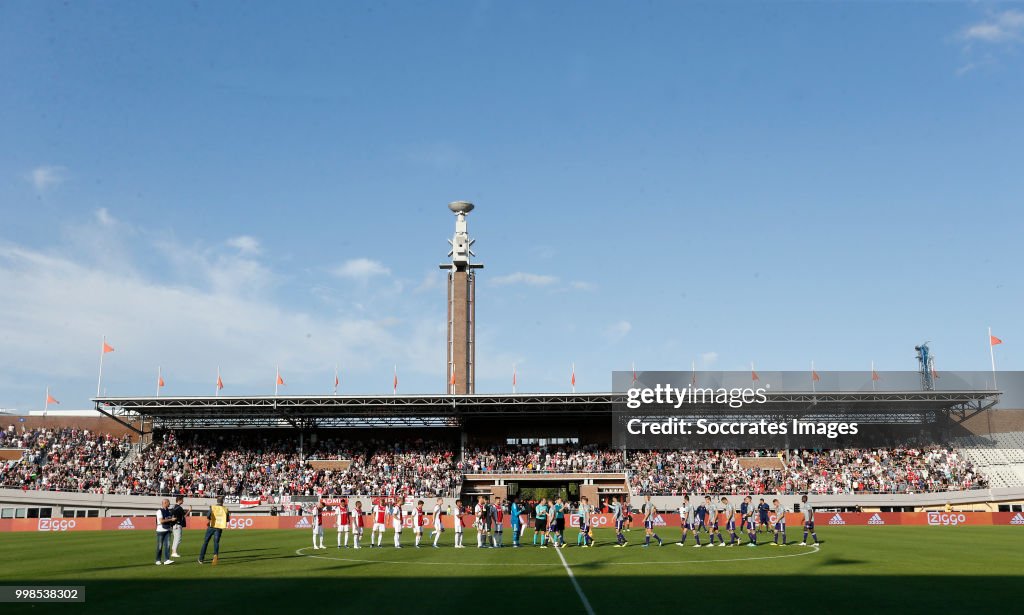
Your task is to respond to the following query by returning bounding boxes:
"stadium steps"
[955,432,1024,488]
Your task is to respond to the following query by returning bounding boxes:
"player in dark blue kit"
[757,498,771,534]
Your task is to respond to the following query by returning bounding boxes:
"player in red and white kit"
[370,499,387,548]
[312,501,326,549]
[413,500,427,548]
[388,500,404,548]
[430,497,445,548]
[336,499,351,548]
[352,500,365,549]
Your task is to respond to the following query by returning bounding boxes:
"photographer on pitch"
[198,495,230,565]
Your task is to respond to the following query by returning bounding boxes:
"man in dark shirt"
[170,495,192,558]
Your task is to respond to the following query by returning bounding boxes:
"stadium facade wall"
[2,511,1023,533]
[4,487,1024,518]
[634,489,1024,513]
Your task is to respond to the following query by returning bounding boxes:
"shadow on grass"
[3,575,1017,614]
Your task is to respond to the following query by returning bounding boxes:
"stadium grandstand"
[2,204,1024,520]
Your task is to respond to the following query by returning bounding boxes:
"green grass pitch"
[1,527,1020,613]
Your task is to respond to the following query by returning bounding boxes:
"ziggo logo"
[927,512,968,526]
[37,519,77,532]
[227,518,255,530]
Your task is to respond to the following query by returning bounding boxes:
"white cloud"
[0,237,443,407]
[95,208,116,227]
[961,10,1024,43]
[331,258,391,280]
[605,320,632,342]
[700,351,719,368]
[491,272,559,287]
[569,281,597,291]
[26,166,66,191]
[226,235,261,256]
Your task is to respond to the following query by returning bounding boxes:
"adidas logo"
[117,518,135,530]
[1011,513,1024,526]
[828,514,845,525]
[867,513,885,525]
[294,517,311,529]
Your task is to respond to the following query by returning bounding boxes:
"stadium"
[2,204,1022,613]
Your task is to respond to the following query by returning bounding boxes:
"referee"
[198,496,230,565]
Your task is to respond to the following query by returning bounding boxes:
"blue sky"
[1,1,1022,409]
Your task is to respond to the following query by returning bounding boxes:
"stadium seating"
[0,425,994,498]
[954,432,1024,488]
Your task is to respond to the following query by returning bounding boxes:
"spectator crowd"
[1,425,986,498]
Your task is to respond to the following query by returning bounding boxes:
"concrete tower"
[440,201,483,394]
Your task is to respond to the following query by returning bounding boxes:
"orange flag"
[46,393,60,405]
[450,366,456,387]
[990,335,1003,346]
[811,369,820,382]
[158,375,165,388]
[216,375,224,390]
[102,341,114,353]
[276,372,285,386]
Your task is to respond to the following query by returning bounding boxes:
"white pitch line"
[555,547,596,615]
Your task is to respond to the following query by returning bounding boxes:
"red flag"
[393,366,398,393]
[450,366,456,386]
[334,373,340,388]
[46,393,60,405]
[276,372,285,386]
[512,366,517,387]
[102,341,114,353]
[158,375,165,388]
[216,375,224,390]
[571,365,576,387]
[811,369,820,382]
[871,369,880,382]
[631,362,637,385]
[751,369,759,382]
[931,365,940,380]
[990,335,1003,346]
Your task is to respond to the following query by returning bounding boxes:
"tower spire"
[440,201,483,394]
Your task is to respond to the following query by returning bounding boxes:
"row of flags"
[42,330,1009,406]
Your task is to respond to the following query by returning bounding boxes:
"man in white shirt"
[155,499,175,565]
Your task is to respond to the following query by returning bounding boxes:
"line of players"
[306,493,820,550]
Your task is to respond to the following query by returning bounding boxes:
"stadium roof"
[93,389,1001,432]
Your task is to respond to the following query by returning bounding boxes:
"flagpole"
[989,327,998,390]
[512,364,517,394]
[811,360,816,393]
[44,386,49,415]
[334,364,339,395]
[216,366,221,397]
[275,365,280,396]
[96,335,106,397]
[157,366,161,397]
[871,360,876,391]
[691,360,696,387]
[393,364,398,396]
[571,363,576,394]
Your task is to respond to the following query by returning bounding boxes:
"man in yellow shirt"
[198,495,230,565]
